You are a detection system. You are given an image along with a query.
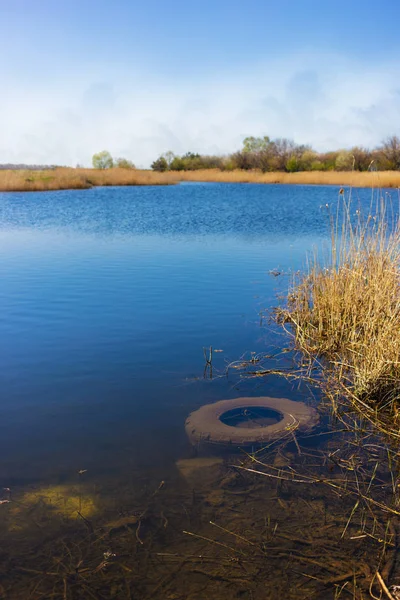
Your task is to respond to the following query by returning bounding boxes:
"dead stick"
[136,520,144,545]
[209,520,256,546]
[376,571,395,600]
[183,530,244,555]
[321,571,363,585]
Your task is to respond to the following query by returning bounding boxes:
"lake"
[0,183,384,599]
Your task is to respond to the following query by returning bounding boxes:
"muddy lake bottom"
[0,183,399,598]
[2,428,397,600]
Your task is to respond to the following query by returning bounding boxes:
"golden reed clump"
[276,193,400,439]
[2,167,400,192]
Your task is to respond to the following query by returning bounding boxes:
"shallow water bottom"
[1,428,397,600]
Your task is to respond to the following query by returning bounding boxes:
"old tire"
[185,396,319,447]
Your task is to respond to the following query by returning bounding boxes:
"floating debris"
[269,269,282,277]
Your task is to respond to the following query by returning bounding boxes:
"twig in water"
[136,520,144,545]
[183,530,245,555]
[203,346,213,378]
[376,571,395,600]
[209,520,256,546]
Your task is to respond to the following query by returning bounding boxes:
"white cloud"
[2,54,400,167]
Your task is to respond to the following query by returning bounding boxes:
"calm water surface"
[0,183,379,598]
[0,183,340,481]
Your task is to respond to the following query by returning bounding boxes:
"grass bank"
[2,167,400,192]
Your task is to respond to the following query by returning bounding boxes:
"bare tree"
[380,136,400,169]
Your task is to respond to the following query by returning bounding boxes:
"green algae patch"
[11,484,97,524]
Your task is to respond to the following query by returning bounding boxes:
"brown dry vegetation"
[276,194,400,441]
[2,167,400,192]
[176,168,400,187]
[0,167,181,192]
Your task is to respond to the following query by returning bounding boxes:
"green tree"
[316,151,339,171]
[242,136,270,153]
[310,160,326,171]
[335,150,353,171]
[182,152,201,160]
[92,150,114,169]
[115,157,135,169]
[151,156,168,172]
[170,156,186,170]
[286,155,299,172]
[298,150,318,171]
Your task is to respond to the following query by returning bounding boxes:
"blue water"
[2,182,391,598]
[0,182,357,485]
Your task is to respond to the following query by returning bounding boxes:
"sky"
[2,0,400,167]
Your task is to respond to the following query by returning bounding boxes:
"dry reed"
[0,167,180,192]
[276,191,400,439]
[2,168,400,192]
[176,169,400,188]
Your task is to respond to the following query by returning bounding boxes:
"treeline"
[0,163,58,170]
[151,136,400,173]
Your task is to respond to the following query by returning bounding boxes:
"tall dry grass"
[176,169,400,187]
[276,193,400,439]
[0,168,180,192]
[2,168,400,192]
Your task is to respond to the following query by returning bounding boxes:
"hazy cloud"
[1,55,400,167]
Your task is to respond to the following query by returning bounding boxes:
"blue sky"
[2,0,400,166]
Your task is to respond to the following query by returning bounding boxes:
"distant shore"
[0,167,399,192]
